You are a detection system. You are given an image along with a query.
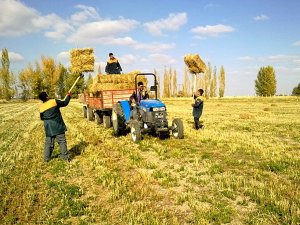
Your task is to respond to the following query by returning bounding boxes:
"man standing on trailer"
[39,91,71,162]
[105,53,122,74]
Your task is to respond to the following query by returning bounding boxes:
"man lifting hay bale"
[184,54,206,130]
[184,53,206,97]
[39,48,94,162]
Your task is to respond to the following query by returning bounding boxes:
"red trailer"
[79,89,134,128]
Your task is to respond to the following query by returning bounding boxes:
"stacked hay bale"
[70,48,95,73]
[89,70,148,93]
[184,54,206,74]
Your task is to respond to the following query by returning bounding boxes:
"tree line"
[158,63,225,98]
[0,48,85,100]
[1,48,299,100]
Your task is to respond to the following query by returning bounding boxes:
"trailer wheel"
[103,115,111,128]
[112,103,126,135]
[87,107,94,121]
[130,120,142,143]
[172,118,184,139]
[83,106,87,118]
[95,112,103,125]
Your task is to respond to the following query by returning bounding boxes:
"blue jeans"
[44,133,68,161]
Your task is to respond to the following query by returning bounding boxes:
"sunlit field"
[0,97,299,224]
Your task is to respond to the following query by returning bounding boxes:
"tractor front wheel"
[130,121,142,143]
[172,118,184,139]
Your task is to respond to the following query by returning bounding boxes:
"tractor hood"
[139,99,166,112]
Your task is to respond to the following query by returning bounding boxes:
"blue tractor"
[112,73,184,142]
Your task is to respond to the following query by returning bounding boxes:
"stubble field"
[0,97,299,225]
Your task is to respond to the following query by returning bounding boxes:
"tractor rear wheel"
[172,118,184,139]
[87,107,94,121]
[103,115,111,128]
[95,112,103,125]
[130,120,142,143]
[83,106,87,118]
[112,103,126,135]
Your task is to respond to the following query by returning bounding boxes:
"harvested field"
[0,97,299,224]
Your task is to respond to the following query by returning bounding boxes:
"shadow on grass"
[68,141,88,160]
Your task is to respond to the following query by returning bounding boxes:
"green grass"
[0,96,299,224]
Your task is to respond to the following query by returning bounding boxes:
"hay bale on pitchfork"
[70,48,95,73]
[184,54,206,74]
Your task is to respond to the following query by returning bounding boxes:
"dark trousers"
[44,133,68,162]
[194,117,202,130]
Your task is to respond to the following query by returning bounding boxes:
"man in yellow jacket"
[105,53,122,74]
[39,92,71,162]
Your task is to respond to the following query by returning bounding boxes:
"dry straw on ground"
[89,71,148,92]
[70,48,95,73]
[184,54,206,74]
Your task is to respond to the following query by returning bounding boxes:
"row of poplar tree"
[158,63,226,98]
[162,63,225,97]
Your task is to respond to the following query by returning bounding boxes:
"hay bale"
[184,54,206,74]
[70,48,95,73]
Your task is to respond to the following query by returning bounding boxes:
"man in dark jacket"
[39,92,71,162]
[105,53,122,74]
[192,89,204,130]
[130,81,149,105]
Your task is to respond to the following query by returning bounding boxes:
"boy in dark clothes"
[192,89,204,130]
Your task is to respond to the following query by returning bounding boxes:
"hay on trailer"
[70,48,95,73]
[184,54,206,74]
[89,71,148,93]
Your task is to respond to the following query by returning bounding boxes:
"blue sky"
[0,0,299,96]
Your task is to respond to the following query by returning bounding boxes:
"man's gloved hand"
[67,92,72,97]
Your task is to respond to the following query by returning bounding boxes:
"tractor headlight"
[152,107,166,111]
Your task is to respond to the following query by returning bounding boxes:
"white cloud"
[0,0,41,36]
[71,4,99,25]
[133,42,175,52]
[0,1,175,54]
[267,54,299,61]
[253,14,270,21]
[57,51,70,62]
[43,14,74,39]
[67,19,139,44]
[104,36,137,46]
[293,41,300,46]
[8,51,24,62]
[0,0,73,39]
[293,59,300,65]
[144,13,187,36]
[143,54,178,65]
[191,24,235,38]
[237,56,254,61]
[119,54,137,65]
